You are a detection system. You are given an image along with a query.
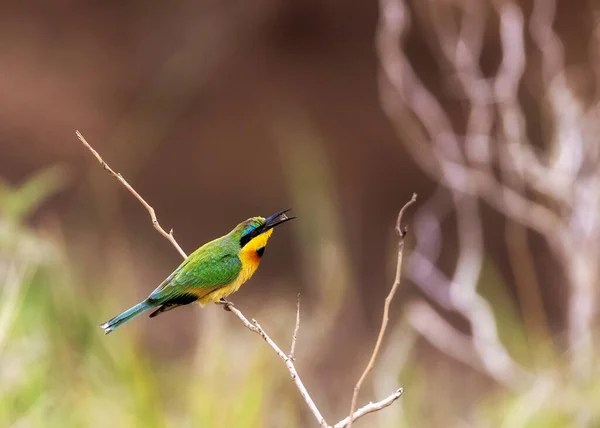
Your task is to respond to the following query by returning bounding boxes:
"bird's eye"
[250,229,258,237]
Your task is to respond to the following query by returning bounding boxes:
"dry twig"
[77,130,406,427]
[335,388,404,428]
[290,292,301,360]
[227,307,328,426]
[75,130,187,260]
[347,193,417,427]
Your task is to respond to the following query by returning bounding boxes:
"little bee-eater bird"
[100,209,294,334]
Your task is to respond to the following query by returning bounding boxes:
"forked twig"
[335,388,404,428]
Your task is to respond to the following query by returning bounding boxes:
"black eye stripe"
[240,226,261,247]
[240,233,251,247]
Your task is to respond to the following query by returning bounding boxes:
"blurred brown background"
[2,0,600,427]
[0,0,425,314]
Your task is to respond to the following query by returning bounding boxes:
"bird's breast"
[199,251,260,304]
[198,230,273,305]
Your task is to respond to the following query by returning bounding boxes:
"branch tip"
[348,194,415,427]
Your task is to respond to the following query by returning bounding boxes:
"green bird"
[100,209,294,334]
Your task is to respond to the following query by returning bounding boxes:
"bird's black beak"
[263,209,295,231]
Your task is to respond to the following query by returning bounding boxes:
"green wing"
[148,251,242,304]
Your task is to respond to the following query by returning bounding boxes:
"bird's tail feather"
[100,300,152,335]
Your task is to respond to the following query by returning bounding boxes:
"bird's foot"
[218,298,234,311]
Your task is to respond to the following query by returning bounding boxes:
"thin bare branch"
[224,304,328,427]
[347,193,417,427]
[76,130,187,259]
[290,293,301,360]
[334,388,404,428]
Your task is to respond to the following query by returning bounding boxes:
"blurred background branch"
[378,0,600,425]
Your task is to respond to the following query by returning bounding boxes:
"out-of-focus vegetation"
[3,154,600,428]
